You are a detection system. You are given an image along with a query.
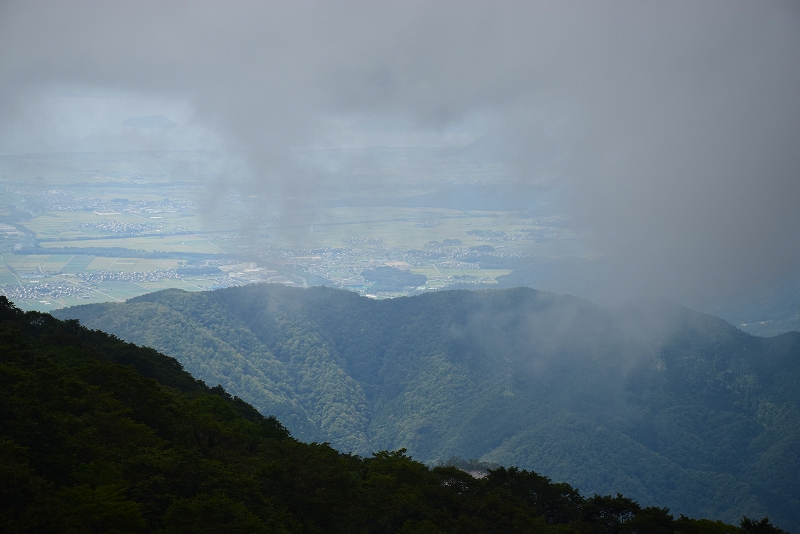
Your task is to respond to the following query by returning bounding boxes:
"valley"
[55,283,800,531]
[0,150,574,311]
[3,3,799,532]
[4,294,777,533]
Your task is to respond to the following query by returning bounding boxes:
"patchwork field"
[265,207,553,254]
[1,150,588,311]
[49,235,227,254]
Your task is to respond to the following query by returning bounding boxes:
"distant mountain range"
[700,267,800,337]
[494,259,800,337]
[55,285,800,531]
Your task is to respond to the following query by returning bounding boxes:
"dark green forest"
[54,285,800,531]
[7,297,783,534]
[1,295,790,533]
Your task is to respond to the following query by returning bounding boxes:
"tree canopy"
[2,295,791,532]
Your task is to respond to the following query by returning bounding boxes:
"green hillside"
[5,295,781,533]
[54,285,800,531]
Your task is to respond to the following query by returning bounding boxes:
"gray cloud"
[1,0,798,305]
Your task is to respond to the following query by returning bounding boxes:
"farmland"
[0,150,584,311]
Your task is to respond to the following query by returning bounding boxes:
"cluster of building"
[0,280,92,302]
[7,183,195,216]
[466,228,558,242]
[74,269,180,283]
[342,236,383,246]
[78,221,156,234]
[0,266,293,306]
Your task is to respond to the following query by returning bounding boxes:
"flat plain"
[1,150,583,311]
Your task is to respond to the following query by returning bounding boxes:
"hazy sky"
[1,1,799,306]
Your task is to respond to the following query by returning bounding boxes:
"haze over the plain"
[1,1,798,307]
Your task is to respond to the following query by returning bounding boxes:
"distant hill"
[701,267,800,337]
[55,285,800,531]
[496,259,800,337]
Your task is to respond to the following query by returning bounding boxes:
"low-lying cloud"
[1,0,798,306]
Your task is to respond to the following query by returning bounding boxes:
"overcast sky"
[1,1,799,306]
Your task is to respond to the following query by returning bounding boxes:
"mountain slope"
[4,295,772,533]
[55,284,800,530]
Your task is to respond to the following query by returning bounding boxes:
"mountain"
[54,285,800,531]
[495,260,800,338]
[701,267,800,337]
[4,295,775,533]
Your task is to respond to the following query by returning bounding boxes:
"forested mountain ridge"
[5,295,786,533]
[55,285,800,531]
